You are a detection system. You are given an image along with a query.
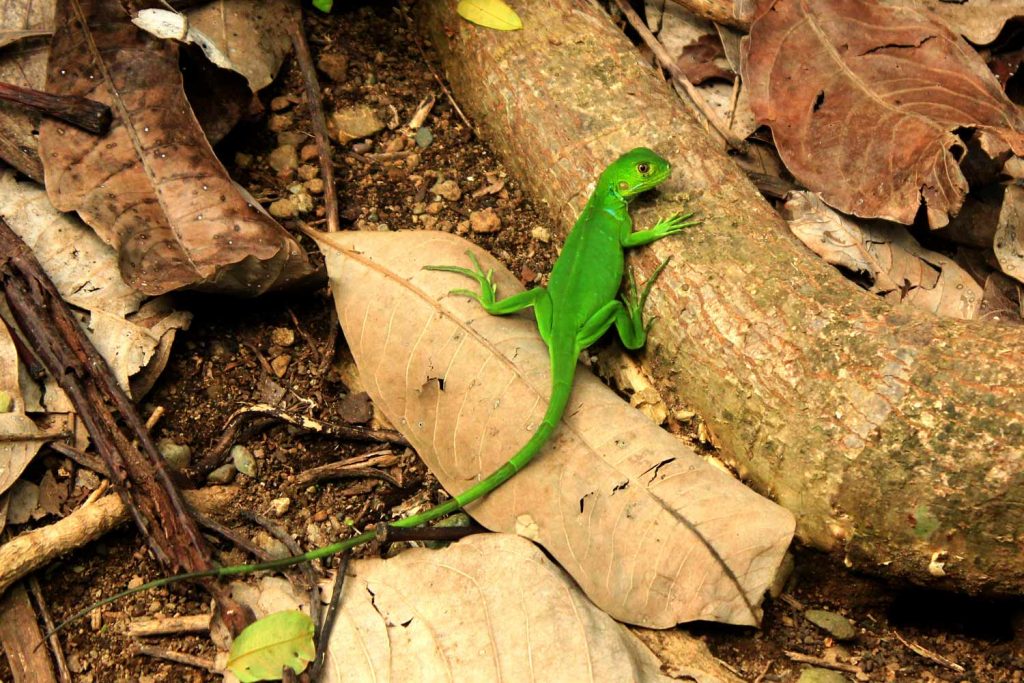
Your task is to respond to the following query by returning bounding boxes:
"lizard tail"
[392,344,578,530]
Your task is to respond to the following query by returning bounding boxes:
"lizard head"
[602,147,672,200]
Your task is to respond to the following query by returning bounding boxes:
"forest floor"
[3,3,1022,681]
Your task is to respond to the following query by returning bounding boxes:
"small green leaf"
[456,0,523,31]
[312,0,332,13]
[226,610,315,682]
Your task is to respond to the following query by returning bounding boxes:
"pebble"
[531,226,551,243]
[414,126,433,148]
[300,144,319,162]
[253,531,290,559]
[317,53,348,82]
[127,575,144,589]
[231,445,258,477]
[425,201,442,215]
[267,113,293,132]
[351,140,374,154]
[157,438,191,470]
[330,105,384,144]
[306,178,325,194]
[796,668,847,683]
[419,215,438,229]
[270,353,292,378]
[291,193,314,214]
[271,327,295,347]
[268,144,298,174]
[234,152,253,168]
[277,130,305,147]
[207,463,237,484]
[431,178,462,201]
[270,96,292,112]
[269,197,298,218]
[297,164,319,181]
[469,207,501,233]
[269,497,291,516]
[804,609,857,640]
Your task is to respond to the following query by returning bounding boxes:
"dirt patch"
[4,3,1022,682]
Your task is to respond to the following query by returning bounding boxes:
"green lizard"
[54,147,696,629]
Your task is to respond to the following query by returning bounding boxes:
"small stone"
[270,96,292,112]
[277,130,305,147]
[339,392,373,425]
[207,463,237,484]
[300,144,319,162]
[269,197,298,218]
[271,327,295,347]
[385,136,407,153]
[425,201,442,215]
[317,52,348,82]
[291,193,314,214]
[405,152,420,171]
[267,113,293,132]
[431,178,461,201]
[297,164,319,181]
[456,219,471,234]
[270,353,291,378]
[414,126,433,148]
[469,207,501,233]
[231,444,258,477]
[419,215,438,229]
[148,600,162,614]
[804,609,856,640]
[312,509,329,523]
[234,152,253,168]
[796,668,848,683]
[352,140,374,154]
[531,226,551,243]
[269,497,291,516]
[521,264,537,283]
[330,105,384,144]
[157,438,191,470]
[306,178,325,194]
[253,531,290,559]
[127,575,145,589]
[268,144,298,174]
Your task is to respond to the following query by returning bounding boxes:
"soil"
[2,2,1022,682]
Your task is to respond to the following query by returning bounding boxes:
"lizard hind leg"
[615,258,671,349]
[425,251,548,317]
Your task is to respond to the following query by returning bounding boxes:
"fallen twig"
[893,631,965,673]
[135,645,217,673]
[783,650,862,675]
[613,0,747,151]
[125,613,211,638]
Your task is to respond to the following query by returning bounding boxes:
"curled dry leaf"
[994,184,1024,286]
[0,170,190,395]
[0,0,52,181]
[783,191,983,319]
[0,321,44,498]
[314,229,795,628]
[323,534,671,683]
[887,0,1024,45]
[743,0,1024,228]
[38,0,313,295]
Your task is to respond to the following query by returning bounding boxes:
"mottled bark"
[417,0,1024,593]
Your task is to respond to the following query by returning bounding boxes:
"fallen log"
[417,0,1024,594]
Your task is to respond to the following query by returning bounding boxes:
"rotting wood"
[417,0,1024,593]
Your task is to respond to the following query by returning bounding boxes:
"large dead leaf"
[783,191,983,318]
[314,229,794,628]
[323,534,672,682]
[0,0,51,181]
[0,170,190,395]
[0,321,44,498]
[889,0,1024,45]
[994,184,1024,286]
[38,0,313,295]
[742,0,1024,228]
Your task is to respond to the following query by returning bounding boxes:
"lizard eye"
[636,163,651,175]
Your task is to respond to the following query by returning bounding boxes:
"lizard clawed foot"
[651,210,701,238]
[623,258,671,335]
[424,251,498,305]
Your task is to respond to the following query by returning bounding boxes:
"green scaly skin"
[55,148,697,632]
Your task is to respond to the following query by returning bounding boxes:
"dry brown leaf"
[743,0,1024,228]
[0,321,44,498]
[186,0,295,92]
[889,0,1024,45]
[783,191,983,318]
[0,0,51,181]
[323,534,672,683]
[315,229,794,628]
[0,170,190,395]
[38,0,313,295]
[994,183,1024,285]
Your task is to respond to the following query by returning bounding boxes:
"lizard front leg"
[621,210,699,248]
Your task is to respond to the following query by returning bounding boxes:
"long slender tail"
[49,343,579,636]
[394,341,577,529]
